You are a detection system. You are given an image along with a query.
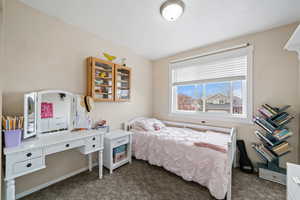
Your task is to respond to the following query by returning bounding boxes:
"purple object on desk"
[4,129,22,148]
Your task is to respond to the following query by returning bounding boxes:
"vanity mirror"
[24,90,90,138]
[37,90,73,134]
[24,92,37,138]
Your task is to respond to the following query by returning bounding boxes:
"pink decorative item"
[41,102,53,119]
[153,123,161,131]
[4,129,22,148]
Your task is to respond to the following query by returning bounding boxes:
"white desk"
[4,129,105,200]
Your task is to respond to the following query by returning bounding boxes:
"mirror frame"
[36,90,74,135]
[23,92,37,139]
[24,90,77,138]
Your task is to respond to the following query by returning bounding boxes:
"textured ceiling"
[20,0,300,60]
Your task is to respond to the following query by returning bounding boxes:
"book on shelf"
[253,104,293,179]
[265,104,289,113]
[252,143,276,162]
[253,116,276,134]
[271,142,291,156]
[275,116,294,127]
[254,131,276,146]
[262,104,278,115]
[113,144,128,163]
[262,104,291,118]
[258,107,274,118]
[257,106,294,129]
[114,151,126,163]
[252,144,268,162]
[260,117,277,131]
[277,105,291,113]
[260,145,276,161]
[271,112,289,122]
[2,116,24,131]
[273,129,293,140]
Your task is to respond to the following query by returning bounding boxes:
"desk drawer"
[80,135,103,154]
[45,140,84,155]
[9,149,43,163]
[14,157,44,175]
[85,143,101,153]
[111,136,129,148]
[86,135,101,145]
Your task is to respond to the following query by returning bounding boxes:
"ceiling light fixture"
[160,0,185,22]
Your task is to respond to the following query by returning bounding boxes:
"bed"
[124,118,237,200]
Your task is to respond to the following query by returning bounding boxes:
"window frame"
[168,46,253,124]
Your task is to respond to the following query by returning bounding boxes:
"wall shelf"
[87,57,131,102]
[115,64,131,102]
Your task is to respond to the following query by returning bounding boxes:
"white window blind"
[171,47,248,85]
[169,45,253,123]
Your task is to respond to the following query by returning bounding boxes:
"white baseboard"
[16,162,98,199]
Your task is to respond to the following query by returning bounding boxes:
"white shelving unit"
[103,129,132,174]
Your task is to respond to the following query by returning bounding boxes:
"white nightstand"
[103,129,132,174]
[287,163,300,200]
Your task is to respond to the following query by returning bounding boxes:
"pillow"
[128,117,147,124]
[127,117,147,130]
[133,119,155,131]
[131,118,166,131]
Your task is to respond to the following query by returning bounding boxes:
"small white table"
[103,129,132,174]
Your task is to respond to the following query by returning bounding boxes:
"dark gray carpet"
[21,159,285,200]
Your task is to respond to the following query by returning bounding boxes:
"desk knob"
[65,144,70,148]
[26,153,32,157]
[93,145,96,148]
[92,137,96,141]
[27,163,32,168]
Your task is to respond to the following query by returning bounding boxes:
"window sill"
[168,111,253,124]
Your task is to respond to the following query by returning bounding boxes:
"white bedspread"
[132,127,230,199]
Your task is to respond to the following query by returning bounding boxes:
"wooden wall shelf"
[115,64,131,102]
[87,57,131,102]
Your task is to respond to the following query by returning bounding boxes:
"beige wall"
[153,23,300,167]
[2,0,300,197]
[299,61,300,163]
[0,0,5,198]
[2,0,152,194]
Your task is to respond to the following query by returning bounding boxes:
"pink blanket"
[194,142,227,153]
[132,127,230,199]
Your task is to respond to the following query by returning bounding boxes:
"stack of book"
[258,104,294,127]
[273,129,293,140]
[271,142,291,156]
[252,143,276,162]
[113,144,128,164]
[2,116,24,131]
[254,130,276,146]
[252,104,293,168]
[258,106,274,118]
[253,116,276,134]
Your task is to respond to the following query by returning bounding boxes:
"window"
[170,46,253,122]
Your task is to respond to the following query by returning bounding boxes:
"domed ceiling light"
[160,0,185,22]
